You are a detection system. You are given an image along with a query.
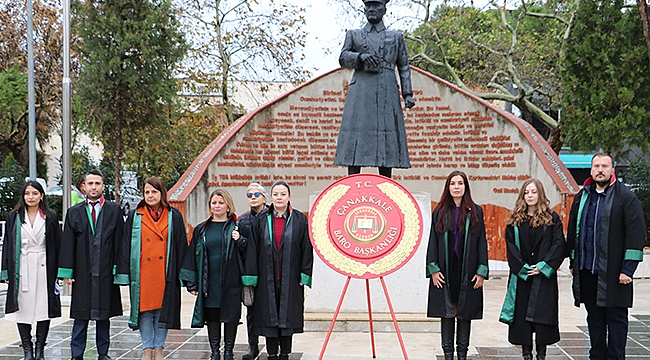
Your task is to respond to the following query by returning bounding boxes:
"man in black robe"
[334,0,415,178]
[58,169,124,360]
[567,153,646,360]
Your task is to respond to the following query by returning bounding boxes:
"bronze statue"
[334,0,415,178]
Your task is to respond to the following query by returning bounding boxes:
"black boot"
[279,355,289,360]
[242,344,259,360]
[18,323,34,360]
[522,344,533,360]
[223,323,237,360]
[455,319,471,360]
[440,317,455,360]
[206,321,221,360]
[535,343,546,360]
[34,320,49,360]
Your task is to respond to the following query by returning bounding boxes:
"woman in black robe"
[243,181,313,360]
[1,181,62,360]
[500,179,566,360]
[183,188,246,360]
[426,171,489,360]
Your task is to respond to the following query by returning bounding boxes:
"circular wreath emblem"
[309,174,423,279]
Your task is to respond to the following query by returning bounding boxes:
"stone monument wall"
[170,67,577,260]
[169,67,578,313]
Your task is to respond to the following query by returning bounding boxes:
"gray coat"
[334,21,412,168]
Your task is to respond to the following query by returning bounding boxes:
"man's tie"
[90,201,98,225]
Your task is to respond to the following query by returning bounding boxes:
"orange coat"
[139,207,168,312]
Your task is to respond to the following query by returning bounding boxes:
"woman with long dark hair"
[243,180,313,360]
[182,188,246,360]
[1,181,62,360]
[116,177,188,360]
[500,179,566,360]
[426,171,488,360]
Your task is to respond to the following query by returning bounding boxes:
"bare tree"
[178,0,310,123]
[639,0,650,65]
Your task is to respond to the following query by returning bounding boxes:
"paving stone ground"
[1,278,650,359]
[0,314,648,359]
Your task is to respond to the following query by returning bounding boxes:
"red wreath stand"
[309,174,424,360]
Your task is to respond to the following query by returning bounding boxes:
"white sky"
[299,3,346,77]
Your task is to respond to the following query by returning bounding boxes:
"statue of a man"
[334,0,415,178]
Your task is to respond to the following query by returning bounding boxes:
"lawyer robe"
[242,205,313,337]
[58,201,123,320]
[567,179,646,308]
[182,216,246,327]
[504,211,566,345]
[426,205,489,320]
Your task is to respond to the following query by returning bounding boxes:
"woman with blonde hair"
[182,188,246,360]
[426,171,489,360]
[500,179,567,360]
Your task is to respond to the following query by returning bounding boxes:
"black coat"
[237,206,268,240]
[426,205,489,320]
[505,212,566,326]
[58,201,124,320]
[183,216,246,327]
[243,205,313,335]
[116,207,188,330]
[567,180,646,308]
[2,209,62,318]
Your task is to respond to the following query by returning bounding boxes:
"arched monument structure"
[169,66,578,313]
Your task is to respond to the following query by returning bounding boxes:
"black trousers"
[71,319,110,357]
[580,270,628,360]
[246,305,258,346]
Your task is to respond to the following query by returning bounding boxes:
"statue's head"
[363,0,387,24]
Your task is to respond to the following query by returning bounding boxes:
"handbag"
[234,233,254,306]
[242,285,255,307]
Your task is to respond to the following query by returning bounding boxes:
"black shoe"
[98,355,112,360]
[242,344,259,359]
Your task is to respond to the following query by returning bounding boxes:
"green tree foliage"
[0,153,25,220]
[0,66,28,159]
[624,157,650,246]
[178,0,309,122]
[561,0,650,155]
[122,107,225,189]
[0,0,67,169]
[409,2,574,133]
[74,0,186,202]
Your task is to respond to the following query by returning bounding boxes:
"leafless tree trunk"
[639,0,650,66]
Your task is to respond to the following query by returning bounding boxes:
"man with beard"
[59,169,124,360]
[567,153,645,360]
[334,0,415,178]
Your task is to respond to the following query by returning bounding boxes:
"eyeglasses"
[246,192,262,198]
